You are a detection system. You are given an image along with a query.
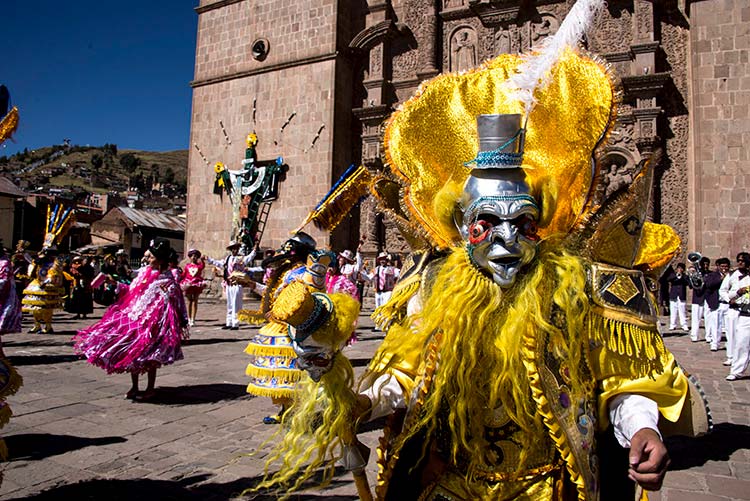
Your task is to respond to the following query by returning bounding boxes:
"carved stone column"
[418,0,440,80]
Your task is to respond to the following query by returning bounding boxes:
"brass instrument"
[687,251,704,289]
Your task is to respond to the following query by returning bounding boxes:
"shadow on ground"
[5,339,75,348]
[9,470,357,500]
[5,433,127,461]
[144,383,251,405]
[666,422,750,470]
[347,358,371,369]
[8,354,82,366]
[182,337,245,347]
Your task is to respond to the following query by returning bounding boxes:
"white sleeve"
[242,248,257,265]
[608,394,661,448]
[355,251,363,272]
[719,273,734,302]
[360,374,407,421]
[205,256,224,267]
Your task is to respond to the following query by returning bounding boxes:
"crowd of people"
[663,252,750,381]
[0,234,403,404]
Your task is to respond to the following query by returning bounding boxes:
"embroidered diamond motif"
[606,274,639,305]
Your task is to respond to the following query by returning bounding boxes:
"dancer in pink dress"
[325,253,360,344]
[325,257,360,300]
[180,249,207,327]
[0,245,22,357]
[73,238,188,401]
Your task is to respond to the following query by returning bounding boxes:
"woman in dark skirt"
[67,256,94,319]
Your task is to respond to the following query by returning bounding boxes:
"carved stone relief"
[610,122,635,149]
[634,0,654,42]
[392,0,426,81]
[450,27,478,72]
[600,151,636,200]
[640,120,654,137]
[494,29,510,54]
[370,45,383,75]
[590,3,633,53]
[655,12,690,246]
[531,13,559,48]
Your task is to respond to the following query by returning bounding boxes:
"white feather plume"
[508,0,606,117]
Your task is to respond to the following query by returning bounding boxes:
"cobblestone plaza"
[1,300,749,500]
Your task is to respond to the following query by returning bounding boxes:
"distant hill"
[0,144,188,196]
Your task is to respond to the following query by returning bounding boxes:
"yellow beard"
[402,244,590,477]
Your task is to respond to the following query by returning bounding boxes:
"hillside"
[0,144,188,197]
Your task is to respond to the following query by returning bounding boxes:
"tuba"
[687,252,704,289]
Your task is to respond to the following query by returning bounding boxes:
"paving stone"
[705,475,750,499]
[2,305,749,499]
[663,490,731,501]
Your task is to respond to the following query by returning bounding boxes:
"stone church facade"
[187,0,749,262]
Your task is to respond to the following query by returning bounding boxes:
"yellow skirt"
[244,320,303,398]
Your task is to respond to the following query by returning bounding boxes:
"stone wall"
[187,0,358,259]
[688,0,750,258]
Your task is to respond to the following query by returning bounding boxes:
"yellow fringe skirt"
[244,320,302,398]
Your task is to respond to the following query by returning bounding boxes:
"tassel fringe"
[293,165,372,234]
[589,312,667,377]
[244,343,295,358]
[245,365,301,380]
[371,279,420,331]
[246,382,297,399]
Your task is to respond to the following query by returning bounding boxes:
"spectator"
[721,252,750,367]
[667,263,689,332]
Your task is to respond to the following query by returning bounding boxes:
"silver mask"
[292,340,336,383]
[456,114,540,288]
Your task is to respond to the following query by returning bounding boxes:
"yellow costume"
[238,237,326,418]
[250,2,705,499]
[21,204,75,334]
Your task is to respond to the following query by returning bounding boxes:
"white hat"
[226,241,241,250]
[338,249,355,262]
[377,251,389,261]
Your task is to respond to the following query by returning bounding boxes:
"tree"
[91,153,103,170]
[103,143,118,157]
[160,166,176,185]
[119,153,141,173]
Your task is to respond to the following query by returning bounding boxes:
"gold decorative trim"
[521,329,587,501]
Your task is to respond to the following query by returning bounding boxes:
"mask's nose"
[492,221,518,247]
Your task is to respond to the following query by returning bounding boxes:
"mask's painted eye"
[468,220,492,244]
[518,215,539,241]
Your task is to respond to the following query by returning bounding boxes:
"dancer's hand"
[628,428,669,491]
[353,394,372,422]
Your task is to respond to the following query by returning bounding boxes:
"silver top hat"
[468,114,525,170]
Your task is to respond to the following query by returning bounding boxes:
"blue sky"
[2,0,199,156]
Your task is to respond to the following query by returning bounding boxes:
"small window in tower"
[251,38,269,61]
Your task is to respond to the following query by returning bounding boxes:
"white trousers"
[669,298,688,330]
[718,303,729,334]
[226,284,243,327]
[725,308,740,362]
[690,303,704,340]
[729,315,750,376]
[375,290,393,309]
[705,306,720,349]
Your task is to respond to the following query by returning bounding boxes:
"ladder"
[254,201,273,245]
